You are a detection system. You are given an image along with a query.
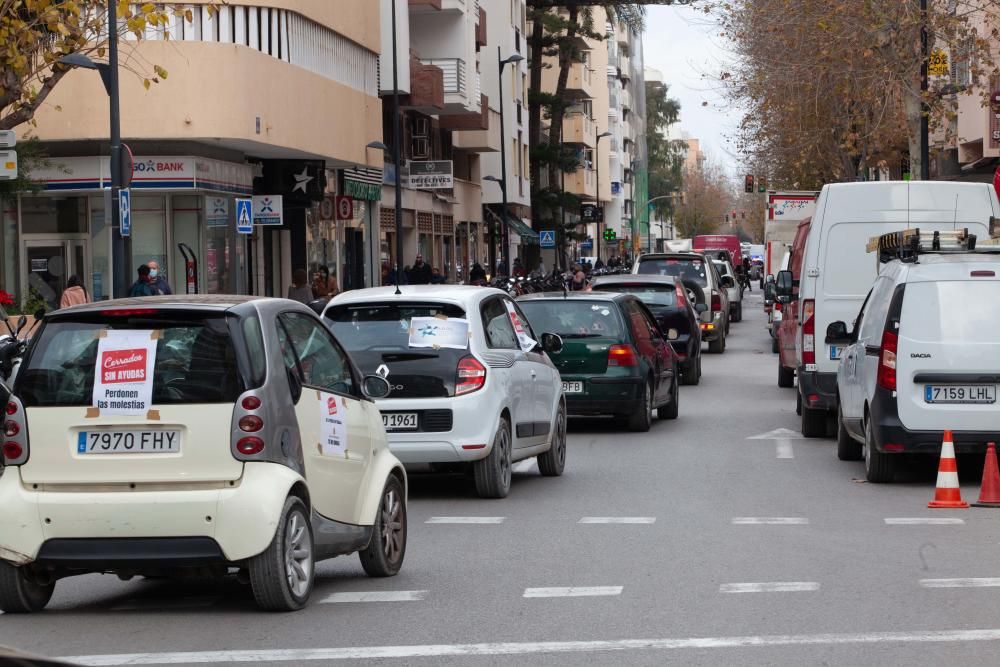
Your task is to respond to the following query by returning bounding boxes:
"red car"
[693,234,743,269]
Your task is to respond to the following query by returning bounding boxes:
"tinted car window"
[713,261,731,277]
[518,300,624,339]
[18,313,243,406]
[481,297,518,350]
[278,312,354,395]
[636,258,708,288]
[592,283,675,307]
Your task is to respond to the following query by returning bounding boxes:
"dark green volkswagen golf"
[517,292,679,432]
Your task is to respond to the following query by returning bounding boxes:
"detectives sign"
[406,160,453,190]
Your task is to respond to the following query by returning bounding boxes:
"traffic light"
[744,174,754,193]
[679,191,686,205]
[757,176,766,193]
[603,228,617,242]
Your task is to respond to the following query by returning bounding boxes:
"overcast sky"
[642,4,741,177]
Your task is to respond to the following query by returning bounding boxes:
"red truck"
[776,217,812,391]
[693,235,742,269]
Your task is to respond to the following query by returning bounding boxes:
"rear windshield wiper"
[560,333,603,339]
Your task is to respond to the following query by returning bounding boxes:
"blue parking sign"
[119,189,131,237]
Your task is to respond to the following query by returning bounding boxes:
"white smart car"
[0,296,407,612]
[323,286,567,499]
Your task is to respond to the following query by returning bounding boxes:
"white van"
[832,229,1000,482]
[775,181,999,437]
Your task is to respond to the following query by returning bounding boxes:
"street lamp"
[58,3,127,298]
[497,49,525,275]
[594,131,612,263]
[388,0,404,294]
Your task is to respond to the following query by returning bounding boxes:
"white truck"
[764,191,819,279]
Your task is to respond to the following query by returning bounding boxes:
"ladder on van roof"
[866,228,979,264]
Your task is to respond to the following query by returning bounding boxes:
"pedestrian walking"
[59,275,90,309]
[147,260,172,295]
[570,264,587,291]
[312,265,339,298]
[408,254,432,284]
[128,265,159,298]
[287,269,313,304]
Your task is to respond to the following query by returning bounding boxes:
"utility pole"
[108,0,129,297]
[920,0,930,180]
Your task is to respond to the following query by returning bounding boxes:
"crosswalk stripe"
[920,578,1000,588]
[732,517,809,525]
[885,518,965,525]
[579,517,656,524]
[425,516,505,524]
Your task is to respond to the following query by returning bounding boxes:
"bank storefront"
[0,156,253,309]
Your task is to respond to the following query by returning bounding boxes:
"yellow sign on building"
[929,49,949,78]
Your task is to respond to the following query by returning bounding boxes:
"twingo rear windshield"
[636,257,708,287]
[325,302,467,353]
[16,312,247,407]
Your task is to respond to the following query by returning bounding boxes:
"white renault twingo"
[0,296,407,612]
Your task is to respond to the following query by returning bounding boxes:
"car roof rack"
[866,228,979,263]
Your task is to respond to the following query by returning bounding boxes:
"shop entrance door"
[23,239,88,310]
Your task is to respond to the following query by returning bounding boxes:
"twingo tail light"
[801,299,815,365]
[456,356,487,395]
[674,282,687,310]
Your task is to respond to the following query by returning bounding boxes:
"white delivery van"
[775,181,999,437]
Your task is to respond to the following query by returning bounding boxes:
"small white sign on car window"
[504,301,538,352]
[408,317,470,350]
[319,394,347,457]
[92,330,158,416]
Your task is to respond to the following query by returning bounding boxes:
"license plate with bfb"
[562,381,584,394]
[77,430,181,454]
[382,413,418,430]
[924,385,996,404]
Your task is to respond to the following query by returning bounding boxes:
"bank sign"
[406,161,453,190]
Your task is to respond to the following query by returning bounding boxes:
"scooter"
[0,306,45,386]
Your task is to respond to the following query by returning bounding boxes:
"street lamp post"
[594,131,612,263]
[643,193,681,252]
[59,2,128,298]
[497,49,524,275]
[390,0,404,293]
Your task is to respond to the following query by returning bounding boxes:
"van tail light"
[608,344,639,367]
[1,397,27,465]
[801,299,815,365]
[456,356,487,395]
[675,283,687,310]
[711,291,722,312]
[877,329,898,391]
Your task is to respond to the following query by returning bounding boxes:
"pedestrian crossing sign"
[539,230,556,248]
[236,198,253,234]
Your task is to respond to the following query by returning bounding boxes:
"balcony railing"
[421,58,467,95]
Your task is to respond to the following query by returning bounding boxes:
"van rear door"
[896,276,1000,432]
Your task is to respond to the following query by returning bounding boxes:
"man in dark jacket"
[407,254,433,284]
[128,265,159,297]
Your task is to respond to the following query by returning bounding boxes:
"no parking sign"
[335,195,353,221]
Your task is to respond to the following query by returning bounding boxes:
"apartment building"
[378,0,495,282]
[1,2,383,308]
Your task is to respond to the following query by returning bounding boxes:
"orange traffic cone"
[972,442,1000,508]
[928,430,969,509]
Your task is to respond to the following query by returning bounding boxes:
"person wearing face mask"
[147,260,172,295]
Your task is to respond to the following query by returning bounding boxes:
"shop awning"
[506,217,539,244]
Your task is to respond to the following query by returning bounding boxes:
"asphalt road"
[4,292,1000,666]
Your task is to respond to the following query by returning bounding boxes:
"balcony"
[409,0,468,14]
[420,57,481,115]
[402,57,445,113]
[564,113,595,147]
[565,61,597,98]
[619,56,631,79]
[450,106,501,152]
[475,7,487,47]
[565,167,596,199]
[621,88,632,111]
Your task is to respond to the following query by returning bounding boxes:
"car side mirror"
[764,282,776,302]
[825,321,852,345]
[720,276,735,289]
[765,274,775,284]
[362,374,391,400]
[695,303,708,314]
[286,368,303,405]
[541,332,563,355]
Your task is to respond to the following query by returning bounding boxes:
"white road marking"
[920,578,1000,588]
[732,517,809,525]
[62,629,1000,664]
[746,428,803,440]
[885,518,966,525]
[720,582,820,593]
[776,440,794,459]
[425,516,505,524]
[579,517,656,524]
[513,459,536,474]
[320,591,428,603]
[523,586,623,598]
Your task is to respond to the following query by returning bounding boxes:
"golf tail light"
[1,396,27,465]
[456,356,487,395]
[877,329,898,391]
[801,299,815,365]
[608,344,638,367]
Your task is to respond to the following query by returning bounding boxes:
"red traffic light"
[744,174,755,193]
